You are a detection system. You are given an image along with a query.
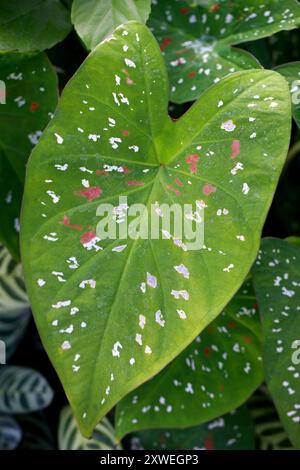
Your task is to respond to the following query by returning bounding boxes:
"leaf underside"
[21,22,291,437]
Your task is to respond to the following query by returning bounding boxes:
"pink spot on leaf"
[230,140,241,158]
[78,186,102,202]
[202,184,216,196]
[186,154,199,174]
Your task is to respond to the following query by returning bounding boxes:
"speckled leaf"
[72,0,152,50]
[0,0,71,52]
[276,62,300,128]
[58,406,120,450]
[0,52,58,259]
[129,406,255,450]
[252,238,300,449]
[0,245,30,360]
[0,416,22,450]
[116,279,263,438]
[149,0,300,103]
[0,366,54,414]
[21,21,290,437]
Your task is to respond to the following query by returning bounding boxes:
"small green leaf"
[252,238,300,449]
[21,22,291,437]
[0,245,30,360]
[149,0,300,103]
[276,62,300,128]
[0,366,54,414]
[129,406,255,450]
[58,406,120,450]
[0,415,22,450]
[0,0,71,52]
[71,0,152,50]
[116,279,263,438]
[0,51,58,259]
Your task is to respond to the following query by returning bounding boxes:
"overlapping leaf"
[0,244,30,359]
[0,0,71,52]
[149,0,300,103]
[276,62,300,128]
[116,279,263,438]
[129,406,255,450]
[21,21,291,437]
[72,0,152,50]
[0,366,53,414]
[252,238,300,449]
[58,407,120,450]
[0,52,58,259]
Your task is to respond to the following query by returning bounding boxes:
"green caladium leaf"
[0,0,71,52]
[149,0,300,103]
[0,52,58,259]
[276,62,300,128]
[0,245,30,360]
[0,415,22,450]
[115,279,263,438]
[71,0,152,50]
[21,21,291,437]
[0,366,54,414]
[252,238,300,449]
[58,407,120,450]
[129,406,255,450]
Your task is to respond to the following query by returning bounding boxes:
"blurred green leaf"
[0,0,71,52]
[276,62,300,128]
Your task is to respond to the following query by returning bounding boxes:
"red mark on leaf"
[60,215,83,231]
[127,180,144,186]
[188,71,197,78]
[204,435,214,450]
[80,231,96,245]
[186,154,199,174]
[202,184,216,196]
[204,346,210,357]
[175,178,184,187]
[243,336,252,345]
[30,102,39,112]
[95,169,108,175]
[220,384,225,393]
[227,321,237,329]
[209,3,220,12]
[180,7,189,14]
[78,186,102,202]
[230,140,241,158]
[122,130,129,136]
[122,166,130,174]
[166,184,180,196]
[252,303,258,310]
[160,37,173,51]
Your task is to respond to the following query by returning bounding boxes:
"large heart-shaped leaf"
[0,52,58,259]
[0,366,53,414]
[21,21,291,437]
[58,406,120,450]
[276,62,300,128]
[71,0,152,50]
[129,405,255,450]
[149,0,300,103]
[0,415,22,450]
[252,238,300,449]
[0,244,30,360]
[0,0,71,52]
[115,279,263,438]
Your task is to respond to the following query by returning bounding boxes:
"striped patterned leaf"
[276,62,300,128]
[116,279,263,439]
[129,405,255,450]
[17,412,55,450]
[0,366,54,414]
[149,0,300,103]
[0,415,22,450]
[58,406,121,450]
[0,245,30,360]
